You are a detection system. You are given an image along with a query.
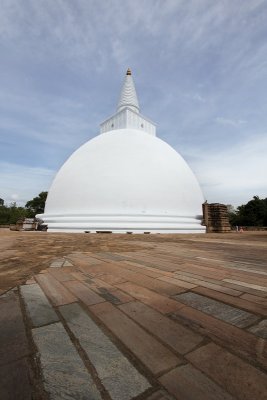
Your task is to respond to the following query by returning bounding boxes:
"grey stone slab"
[0,289,30,365]
[32,322,102,400]
[60,303,150,400]
[50,259,65,268]
[63,260,73,267]
[174,292,259,328]
[21,283,59,327]
[0,358,32,400]
[248,319,267,339]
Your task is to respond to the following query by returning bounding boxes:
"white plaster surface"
[38,129,205,233]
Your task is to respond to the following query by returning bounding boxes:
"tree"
[25,191,48,216]
[0,198,4,206]
[228,196,267,227]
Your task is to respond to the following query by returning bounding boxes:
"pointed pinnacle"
[126,68,132,75]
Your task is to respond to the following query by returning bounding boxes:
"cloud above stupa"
[1,0,267,206]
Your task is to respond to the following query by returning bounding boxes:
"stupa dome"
[38,70,205,233]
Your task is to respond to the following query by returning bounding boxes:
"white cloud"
[215,117,247,127]
[186,133,267,206]
[0,162,55,205]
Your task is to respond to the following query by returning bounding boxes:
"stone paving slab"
[35,273,77,306]
[171,306,267,370]
[0,289,30,365]
[0,358,32,400]
[174,292,260,328]
[60,302,151,400]
[192,286,267,316]
[160,364,235,400]
[186,342,267,400]
[20,283,59,327]
[117,282,184,313]
[90,301,182,375]
[248,319,267,339]
[1,233,267,399]
[63,280,105,306]
[119,301,204,355]
[32,322,102,400]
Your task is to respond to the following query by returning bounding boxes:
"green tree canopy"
[25,191,48,216]
[228,196,267,227]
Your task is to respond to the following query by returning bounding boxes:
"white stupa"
[38,69,205,233]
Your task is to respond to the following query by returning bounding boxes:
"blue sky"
[1,0,267,207]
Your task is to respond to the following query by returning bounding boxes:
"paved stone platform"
[1,234,267,399]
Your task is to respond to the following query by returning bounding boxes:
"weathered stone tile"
[174,292,260,328]
[192,286,267,316]
[0,358,32,400]
[20,284,59,327]
[174,274,242,296]
[0,290,29,365]
[160,364,235,400]
[90,302,181,374]
[119,301,203,354]
[63,280,105,306]
[123,260,165,278]
[48,268,75,282]
[223,278,267,293]
[60,303,150,400]
[145,390,175,399]
[25,277,36,285]
[248,319,267,339]
[63,260,73,267]
[96,273,127,285]
[157,276,197,289]
[187,342,267,400]
[171,306,267,369]
[94,252,127,261]
[35,273,77,306]
[240,293,267,306]
[50,259,65,268]
[117,282,184,314]
[32,322,102,400]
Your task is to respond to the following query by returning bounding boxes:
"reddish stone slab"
[171,305,267,370]
[117,282,184,314]
[160,364,235,400]
[96,273,127,285]
[63,280,105,306]
[174,274,242,296]
[0,290,30,365]
[119,301,203,354]
[187,342,267,400]
[145,390,175,399]
[35,273,77,306]
[90,302,181,374]
[123,261,165,278]
[240,293,267,306]
[157,276,197,289]
[192,286,267,316]
[48,268,75,282]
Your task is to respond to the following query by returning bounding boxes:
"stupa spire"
[117,68,140,113]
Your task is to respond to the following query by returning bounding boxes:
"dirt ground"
[0,229,267,292]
